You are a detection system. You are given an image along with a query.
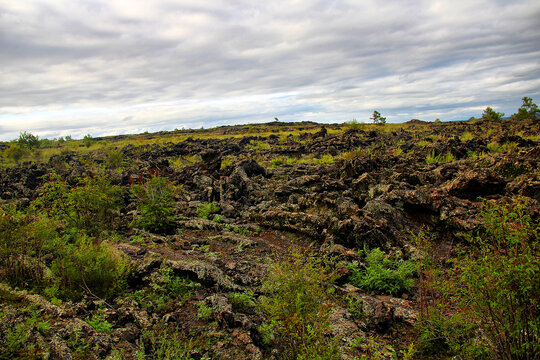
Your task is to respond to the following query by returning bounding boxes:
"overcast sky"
[1,0,539,141]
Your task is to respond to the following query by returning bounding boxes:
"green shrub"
[416,197,539,359]
[196,202,220,220]
[348,248,417,296]
[104,148,124,169]
[88,312,113,334]
[131,267,198,312]
[131,176,177,234]
[51,237,130,300]
[32,173,122,235]
[259,247,341,360]
[0,205,58,288]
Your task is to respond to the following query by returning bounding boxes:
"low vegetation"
[0,98,538,359]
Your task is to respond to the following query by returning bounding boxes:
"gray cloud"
[1,0,539,140]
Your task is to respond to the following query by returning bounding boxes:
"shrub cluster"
[259,247,341,360]
[415,197,539,359]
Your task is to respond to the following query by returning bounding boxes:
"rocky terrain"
[0,117,538,359]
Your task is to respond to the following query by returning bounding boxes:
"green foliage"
[246,140,271,150]
[345,294,365,321]
[0,313,48,359]
[425,150,455,164]
[487,141,517,154]
[131,176,177,234]
[481,107,505,121]
[370,110,386,125]
[416,198,539,359]
[17,131,40,149]
[137,325,198,360]
[197,302,213,320]
[0,205,58,288]
[104,148,124,169]
[228,291,255,312]
[259,247,341,359]
[131,267,198,312]
[345,119,366,130]
[348,248,417,296]
[312,154,335,165]
[196,202,220,220]
[88,312,113,334]
[513,96,539,121]
[51,237,130,300]
[32,173,122,235]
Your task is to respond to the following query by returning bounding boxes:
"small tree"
[481,107,504,121]
[370,110,386,125]
[17,131,40,149]
[513,97,539,120]
[83,134,93,148]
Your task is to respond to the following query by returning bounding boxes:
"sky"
[1,0,540,141]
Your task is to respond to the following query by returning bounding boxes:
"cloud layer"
[1,0,539,140]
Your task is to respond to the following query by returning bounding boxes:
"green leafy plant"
[196,202,220,220]
[348,248,417,296]
[88,312,113,334]
[197,302,213,320]
[228,291,255,312]
[131,176,177,234]
[259,247,341,359]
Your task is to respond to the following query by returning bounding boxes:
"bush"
[32,173,122,235]
[0,205,58,288]
[51,237,130,300]
[259,247,341,360]
[416,197,539,359]
[348,248,417,296]
[131,176,177,234]
[481,107,504,121]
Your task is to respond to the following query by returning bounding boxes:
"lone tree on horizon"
[370,110,386,125]
[513,96,539,121]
